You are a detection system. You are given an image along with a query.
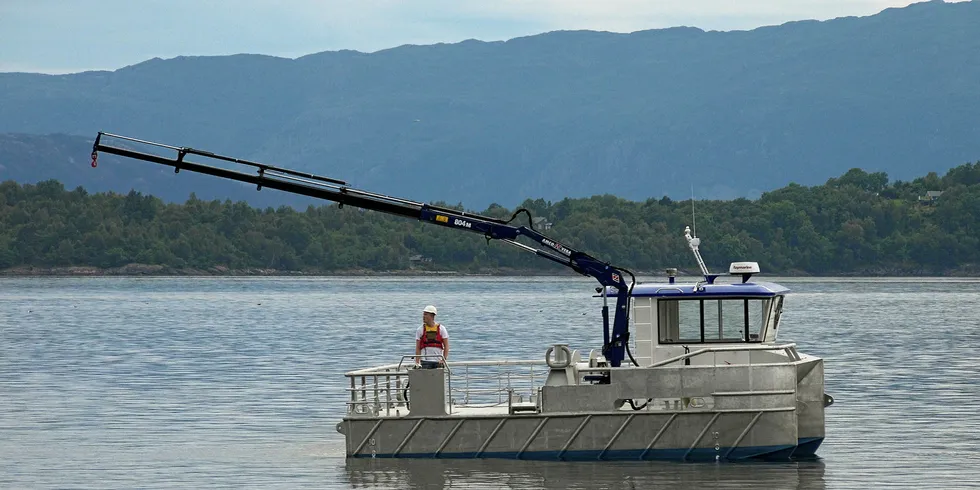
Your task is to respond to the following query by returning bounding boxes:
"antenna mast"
[684,226,710,277]
[691,185,696,237]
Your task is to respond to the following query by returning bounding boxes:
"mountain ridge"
[1,0,979,207]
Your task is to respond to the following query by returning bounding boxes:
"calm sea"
[1,276,978,489]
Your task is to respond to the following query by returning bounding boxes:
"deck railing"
[344,344,805,416]
[344,357,546,417]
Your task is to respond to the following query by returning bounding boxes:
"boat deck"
[344,344,807,420]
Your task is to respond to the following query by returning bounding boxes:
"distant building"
[917,190,943,204]
[532,216,553,230]
[409,254,433,263]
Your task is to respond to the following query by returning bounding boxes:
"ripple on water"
[1,276,979,488]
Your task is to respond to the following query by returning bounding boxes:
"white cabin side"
[629,289,788,366]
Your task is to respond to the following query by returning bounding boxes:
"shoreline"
[2,264,978,278]
[0,264,578,278]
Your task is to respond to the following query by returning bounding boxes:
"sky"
[0,0,956,74]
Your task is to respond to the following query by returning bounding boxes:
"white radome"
[729,262,761,274]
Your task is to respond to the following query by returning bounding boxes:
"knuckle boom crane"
[91,132,637,368]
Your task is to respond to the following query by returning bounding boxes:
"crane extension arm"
[91,132,636,368]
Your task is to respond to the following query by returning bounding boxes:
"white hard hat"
[423,305,438,315]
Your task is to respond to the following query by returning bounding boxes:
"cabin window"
[658,298,772,343]
[677,300,702,342]
[701,300,749,341]
[767,295,784,339]
[748,299,769,341]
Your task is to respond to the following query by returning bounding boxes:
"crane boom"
[91,132,636,367]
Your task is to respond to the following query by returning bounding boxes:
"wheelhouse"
[607,281,789,366]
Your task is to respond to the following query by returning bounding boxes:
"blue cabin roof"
[604,281,789,298]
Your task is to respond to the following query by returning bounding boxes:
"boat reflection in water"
[344,457,827,489]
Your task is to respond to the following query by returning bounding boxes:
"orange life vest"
[419,323,444,350]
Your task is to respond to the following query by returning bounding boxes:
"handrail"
[344,357,545,416]
[649,343,800,368]
[396,355,453,375]
[346,345,797,380]
[345,363,403,376]
[342,346,803,417]
[346,358,544,377]
[569,343,803,373]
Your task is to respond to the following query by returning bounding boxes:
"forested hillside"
[2,164,978,276]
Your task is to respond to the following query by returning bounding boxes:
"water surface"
[1,276,978,488]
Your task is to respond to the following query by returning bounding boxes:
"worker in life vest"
[415,305,449,368]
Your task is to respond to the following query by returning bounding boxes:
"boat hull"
[340,409,803,461]
[340,353,829,462]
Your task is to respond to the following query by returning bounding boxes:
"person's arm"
[414,329,421,366]
[440,326,449,364]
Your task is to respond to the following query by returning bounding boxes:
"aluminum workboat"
[338,229,832,461]
[87,132,832,463]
